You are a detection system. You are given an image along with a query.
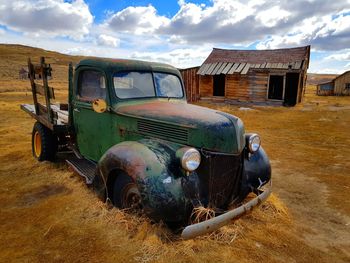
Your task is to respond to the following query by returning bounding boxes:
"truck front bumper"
[181,181,272,240]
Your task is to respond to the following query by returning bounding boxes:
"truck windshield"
[113,71,183,99]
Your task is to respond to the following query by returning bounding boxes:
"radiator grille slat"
[137,119,189,144]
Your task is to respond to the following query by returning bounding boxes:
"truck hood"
[116,100,245,154]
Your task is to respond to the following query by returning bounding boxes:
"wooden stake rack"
[27,57,57,124]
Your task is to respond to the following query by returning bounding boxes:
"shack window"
[345,83,350,89]
[268,75,284,100]
[78,70,106,101]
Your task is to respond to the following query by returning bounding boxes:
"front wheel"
[112,172,142,210]
[31,122,58,161]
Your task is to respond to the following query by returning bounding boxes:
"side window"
[78,70,106,101]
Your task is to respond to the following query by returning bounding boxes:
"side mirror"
[92,99,107,113]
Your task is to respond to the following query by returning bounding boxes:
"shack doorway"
[213,74,225,96]
[268,75,284,100]
[284,73,300,106]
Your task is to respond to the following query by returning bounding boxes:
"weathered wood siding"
[199,75,213,97]
[180,67,200,102]
[225,72,268,101]
[334,71,350,96]
[247,71,269,101]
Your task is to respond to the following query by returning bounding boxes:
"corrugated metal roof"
[198,45,310,75]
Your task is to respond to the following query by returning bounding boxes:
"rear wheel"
[31,122,58,161]
[112,172,142,210]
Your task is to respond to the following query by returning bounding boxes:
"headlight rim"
[247,133,261,153]
[180,147,201,172]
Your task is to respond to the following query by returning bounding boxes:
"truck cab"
[22,57,271,239]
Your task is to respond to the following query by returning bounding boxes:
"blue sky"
[0,0,349,73]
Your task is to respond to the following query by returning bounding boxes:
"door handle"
[74,108,80,113]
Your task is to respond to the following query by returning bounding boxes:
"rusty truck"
[21,57,271,239]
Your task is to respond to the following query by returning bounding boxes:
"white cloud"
[325,51,350,61]
[97,34,120,47]
[130,47,211,68]
[256,6,291,27]
[0,0,93,40]
[105,5,169,34]
[101,0,350,50]
[256,8,350,51]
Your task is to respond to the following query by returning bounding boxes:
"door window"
[78,70,106,101]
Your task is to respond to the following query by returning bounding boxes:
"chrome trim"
[181,180,272,240]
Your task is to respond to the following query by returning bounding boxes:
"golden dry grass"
[0,44,349,262]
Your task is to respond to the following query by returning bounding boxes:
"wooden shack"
[334,71,350,96]
[316,81,334,96]
[181,46,310,106]
[19,67,28,79]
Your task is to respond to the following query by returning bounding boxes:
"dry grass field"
[0,44,349,262]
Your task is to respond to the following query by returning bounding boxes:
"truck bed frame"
[22,57,69,133]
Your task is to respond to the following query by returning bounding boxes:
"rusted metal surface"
[115,100,245,154]
[181,181,272,240]
[96,139,193,223]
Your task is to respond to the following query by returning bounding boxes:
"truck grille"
[196,150,243,209]
[137,119,189,144]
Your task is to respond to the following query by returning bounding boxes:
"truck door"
[73,68,112,161]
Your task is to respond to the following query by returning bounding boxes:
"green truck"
[21,57,271,239]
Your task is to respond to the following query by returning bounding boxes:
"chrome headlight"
[246,133,261,153]
[177,147,201,172]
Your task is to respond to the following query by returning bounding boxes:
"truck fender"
[239,146,271,199]
[92,139,192,223]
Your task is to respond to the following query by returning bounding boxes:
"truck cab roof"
[76,58,181,76]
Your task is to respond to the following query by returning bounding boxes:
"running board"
[66,157,97,184]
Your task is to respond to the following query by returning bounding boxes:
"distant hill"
[0,44,83,81]
[306,73,338,86]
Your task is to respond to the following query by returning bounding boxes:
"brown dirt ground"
[0,45,349,262]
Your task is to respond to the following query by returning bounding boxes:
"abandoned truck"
[21,57,271,239]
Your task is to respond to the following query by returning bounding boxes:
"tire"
[31,122,58,161]
[112,172,142,210]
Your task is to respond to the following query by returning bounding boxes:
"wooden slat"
[277,63,283,69]
[27,58,39,114]
[241,63,251,75]
[205,63,217,75]
[234,63,246,73]
[294,61,302,69]
[222,63,234,74]
[38,103,58,120]
[281,63,289,69]
[212,62,224,75]
[33,64,43,74]
[208,62,220,75]
[34,83,55,99]
[200,63,211,75]
[228,63,240,74]
[225,63,238,74]
[265,63,271,68]
[215,62,228,75]
[197,64,210,75]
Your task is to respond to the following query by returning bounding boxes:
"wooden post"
[40,57,53,123]
[27,58,39,114]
